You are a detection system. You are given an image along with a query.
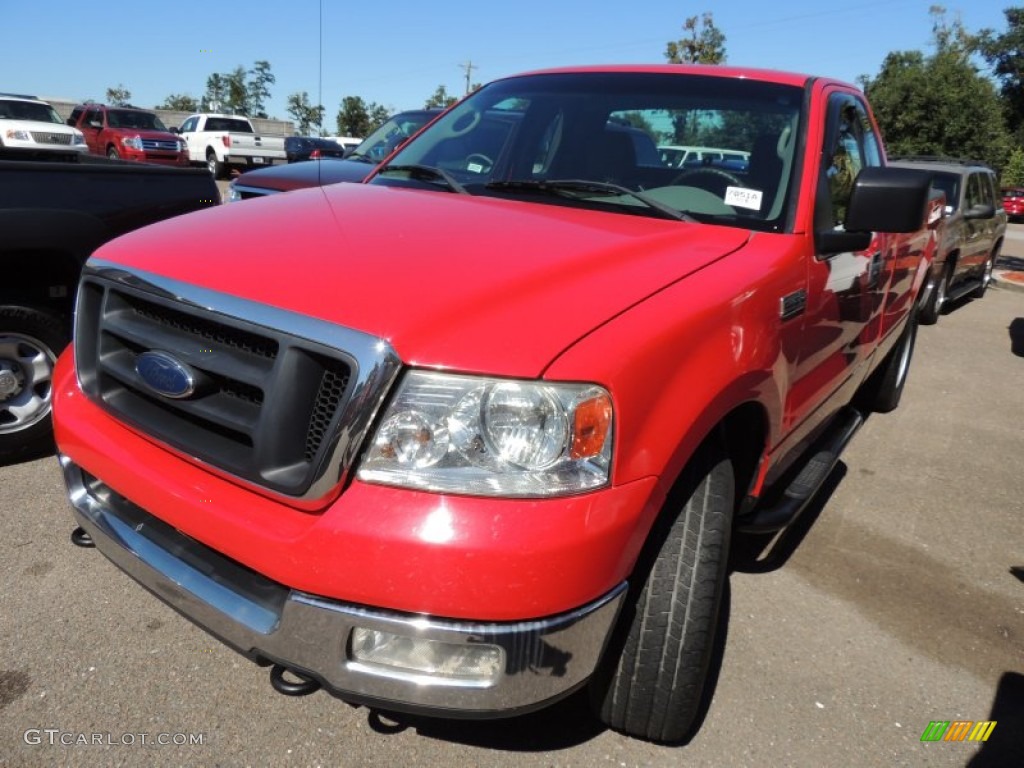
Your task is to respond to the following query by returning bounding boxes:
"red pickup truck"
[53,65,935,743]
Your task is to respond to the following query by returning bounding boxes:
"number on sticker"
[724,186,763,211]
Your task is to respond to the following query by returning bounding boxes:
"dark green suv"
[888,157,1006,324]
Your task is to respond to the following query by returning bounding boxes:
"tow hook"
[70,526,95,548]
[270,664,321,696]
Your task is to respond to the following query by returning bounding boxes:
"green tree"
[336,96,372,136]
[368,103,390,132]
[1003,147,1024,185]
[105,84,132,106]
[286,92,325,135]
[247,60,275,118]
[157,94,199,112]
[202,74,226,112]
[862,7,1011,170]
[223,66,249,114]
[665,13,726,64]
[978,7,1024,143]
[425,85,458,109]
[336,97,390,136]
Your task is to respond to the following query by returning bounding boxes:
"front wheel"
[0,306,68,462]
[590,441,733,743]
[106,146,120,160]
[918,262,951,325]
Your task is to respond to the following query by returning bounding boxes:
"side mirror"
[169,126,180,134]
[963,203,995,220]
[65,118,76,126]
[816,166,932,255]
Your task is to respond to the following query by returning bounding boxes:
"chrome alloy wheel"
[0,333,56,434]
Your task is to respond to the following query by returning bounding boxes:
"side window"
[69,107,83,126]
[85,108,102,127]
[965,173,983,210]
[981,172,997,206]
[822,95,882,227]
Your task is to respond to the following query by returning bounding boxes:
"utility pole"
[459,61,478,95]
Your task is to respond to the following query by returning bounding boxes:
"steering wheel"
[436,109,481,138]
[464,153,494,173]
[671,167,743,195]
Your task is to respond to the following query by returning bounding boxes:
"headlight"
[72,132,86,146]
[178,139,188,152]
[121,135,144,150]
[359,371,613,497]
[226,186,242,203]
[4,129,31,141]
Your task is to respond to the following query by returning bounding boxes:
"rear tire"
[971,249,997,299]
[590,441,733,743]
[206,150,225,179]
[0,306,68,462]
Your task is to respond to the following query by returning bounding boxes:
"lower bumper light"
[350,628,504,685]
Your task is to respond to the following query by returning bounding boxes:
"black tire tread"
[594,442,733,742]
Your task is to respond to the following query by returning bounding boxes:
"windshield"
[350,112,436,163]
[108,110,168,131]
[371,72,804,230]
[0,100,63,124]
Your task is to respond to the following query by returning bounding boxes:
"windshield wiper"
[485,179,693,222]
[376,164,469,195]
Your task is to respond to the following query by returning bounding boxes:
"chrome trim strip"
[77,259,403,503]
[61,456,626,713]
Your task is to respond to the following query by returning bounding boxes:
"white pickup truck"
[176,113,286,178]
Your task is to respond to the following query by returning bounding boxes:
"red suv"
[1002,187,1024,222]
[68,104,188,166]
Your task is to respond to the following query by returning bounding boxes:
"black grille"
[75,278,358,497]
[305,362,351,461]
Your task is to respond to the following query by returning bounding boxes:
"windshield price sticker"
[725,186,763,211]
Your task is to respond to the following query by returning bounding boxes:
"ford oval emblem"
[135,351,196,399]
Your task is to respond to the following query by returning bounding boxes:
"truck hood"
[93,184,750,376]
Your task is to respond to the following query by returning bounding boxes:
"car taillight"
[310,149,321,159]
[221,135,231,147]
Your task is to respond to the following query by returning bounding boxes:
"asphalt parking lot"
[1,229,1022,767]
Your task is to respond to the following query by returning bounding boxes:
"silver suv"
[889,157,1006,324]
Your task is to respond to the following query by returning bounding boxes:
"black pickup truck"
[0,150,218,461]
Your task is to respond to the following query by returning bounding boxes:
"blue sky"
[3,1,1008,128]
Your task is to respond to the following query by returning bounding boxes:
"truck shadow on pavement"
[1009,318,1024,357]
[967,671,1024,768]
[728,462,847,574]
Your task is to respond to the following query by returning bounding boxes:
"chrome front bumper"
[60,456,626,716]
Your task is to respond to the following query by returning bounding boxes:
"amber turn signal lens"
[570,393,612,459]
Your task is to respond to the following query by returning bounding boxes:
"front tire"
[590,441,733,743]
[918,261,951,325]
[0,306,68,462]
[106,146,120,160]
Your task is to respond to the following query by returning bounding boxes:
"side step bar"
[737,407,865,534]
